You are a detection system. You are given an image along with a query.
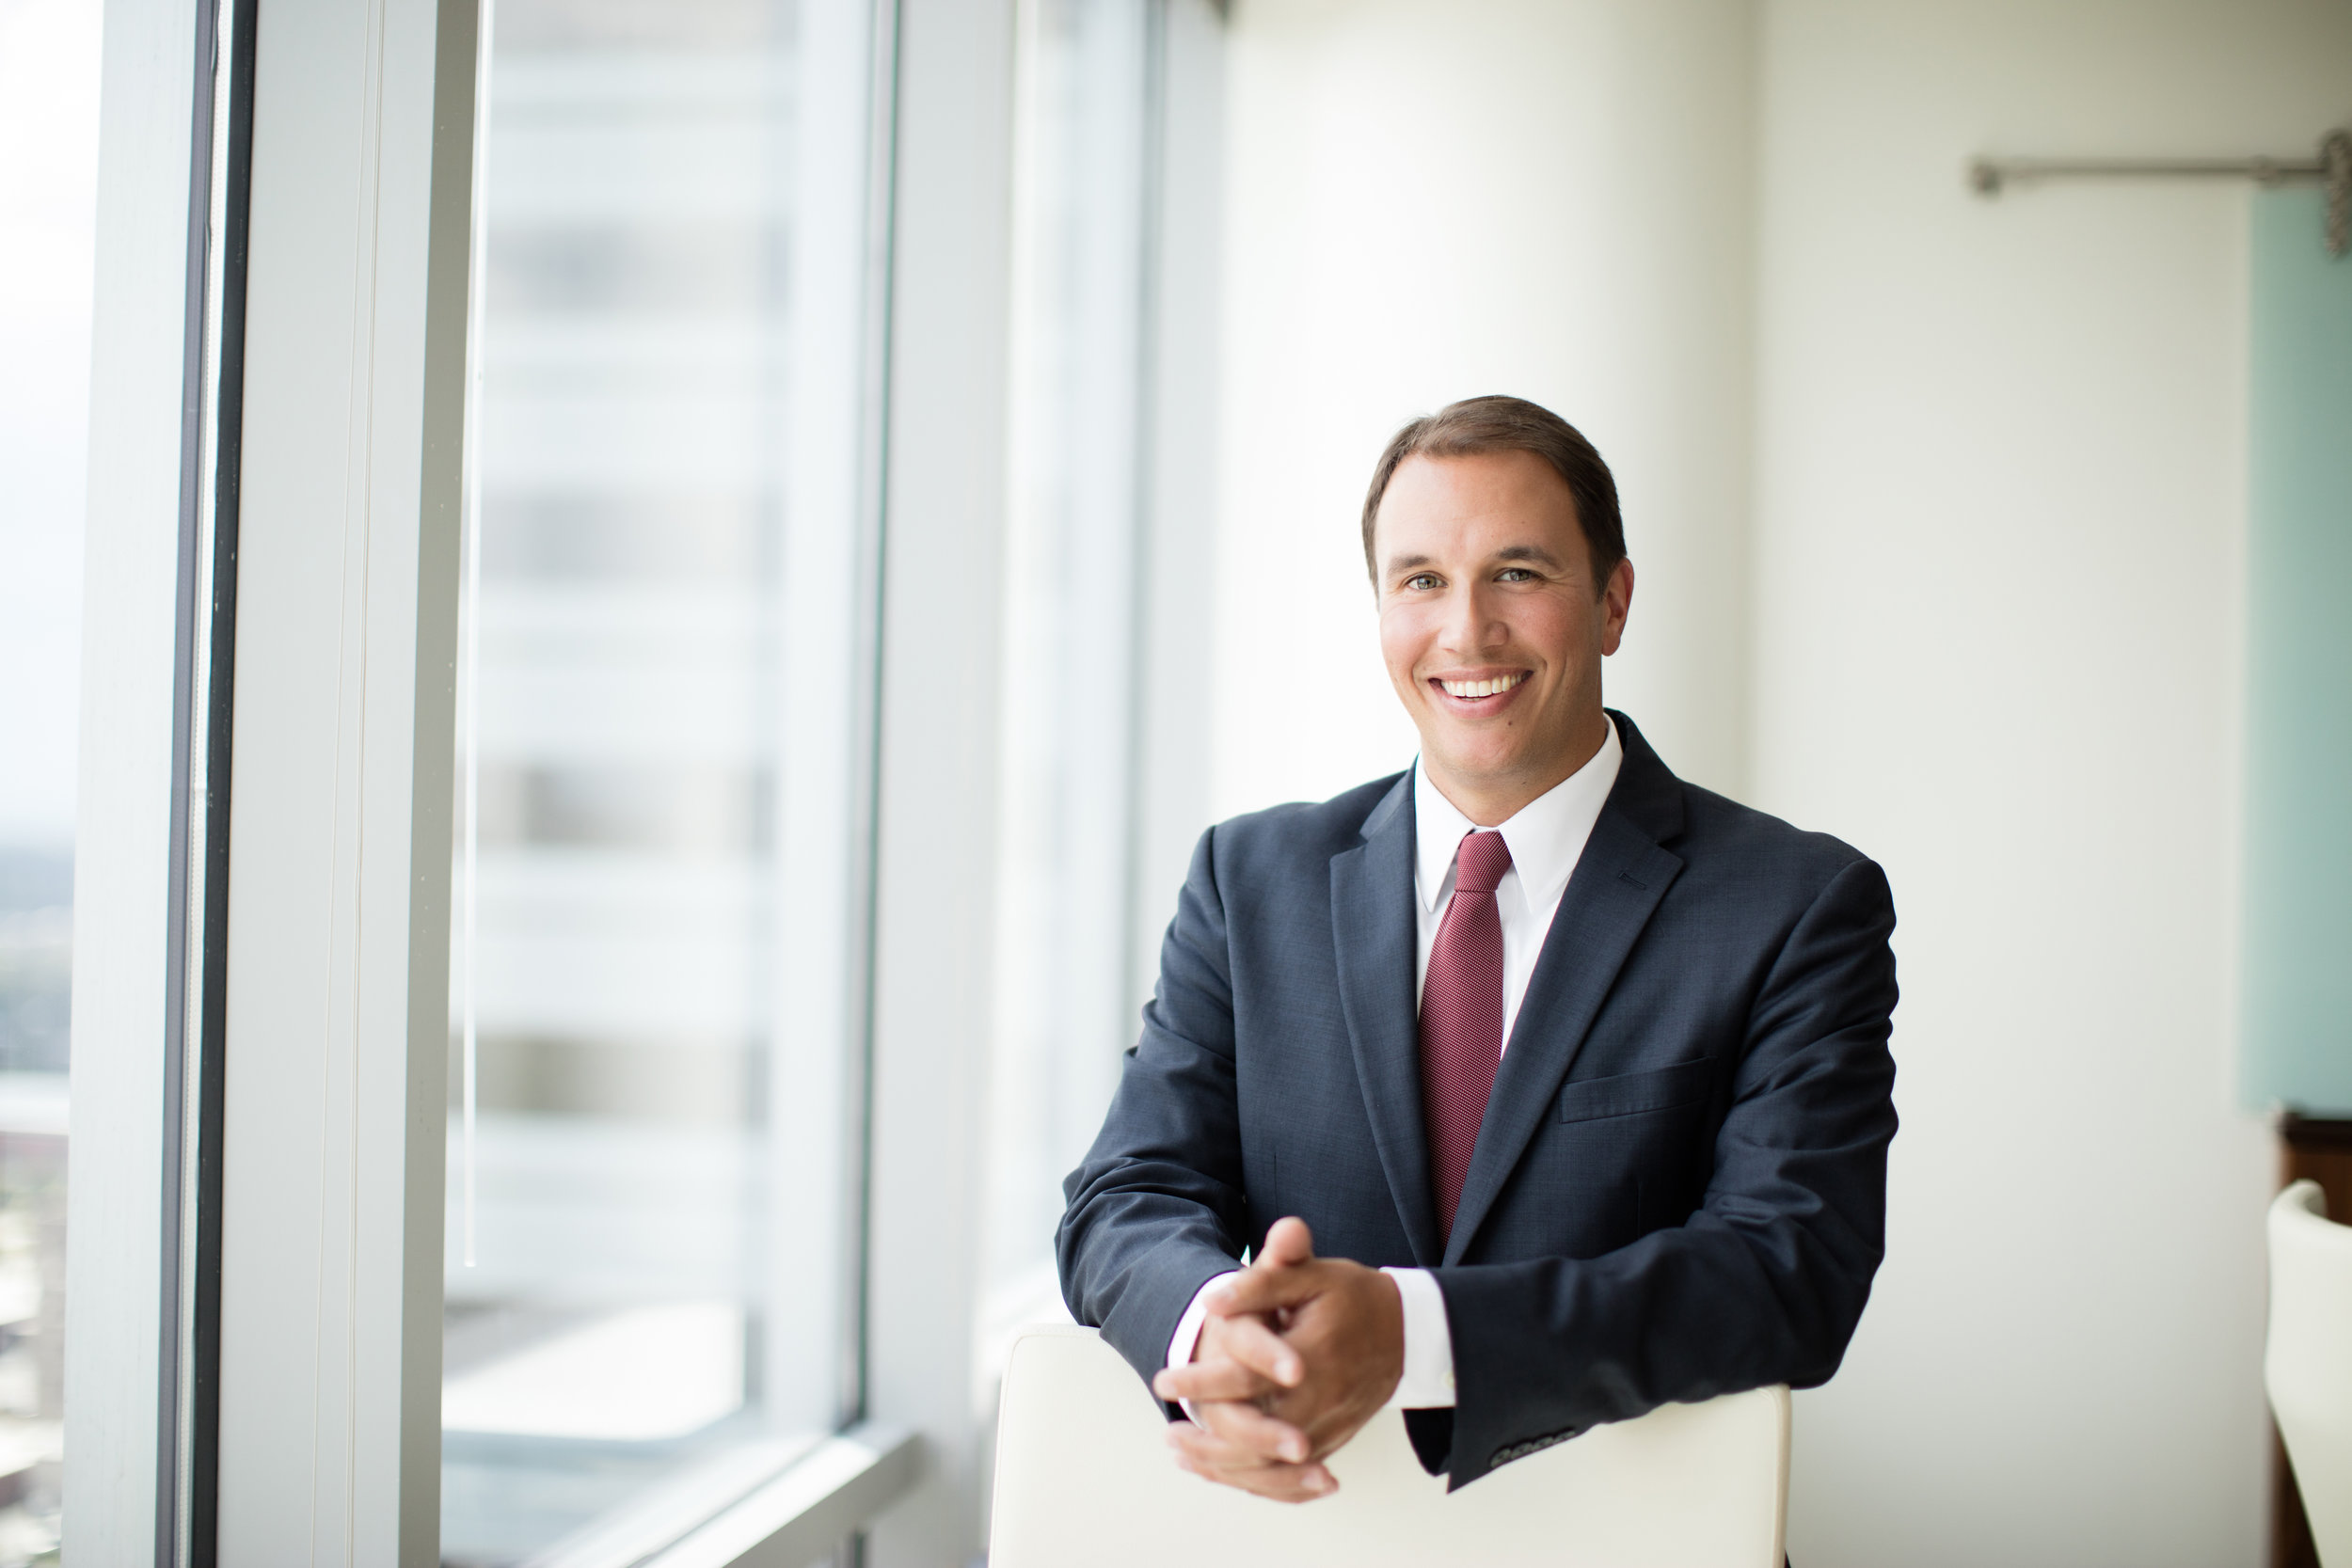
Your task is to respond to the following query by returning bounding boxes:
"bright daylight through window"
[439,0,884,1560]
[980,0,1161,1375]
[0,0,99,1560]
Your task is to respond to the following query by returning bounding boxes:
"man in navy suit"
[1057,395,1898,1501]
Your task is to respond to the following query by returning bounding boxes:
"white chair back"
[2268,1180,2352,1568]
[989,1324,1788,1568]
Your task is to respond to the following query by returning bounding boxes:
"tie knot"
[1453,830,1513,895]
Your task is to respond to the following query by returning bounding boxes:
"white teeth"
[1440,673,1524,698]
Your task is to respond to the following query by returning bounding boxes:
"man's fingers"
[1198,1217,1318,1316]
[1169,1415,1301,1468]
[1191,1394,1312,1463]
[1172,1453,1337,1503]
[1257,1215,1316,1270]
[1202,1312,1303,1387]
[1152,1355,1278,1405]
[1165,1421,1337,1502]
[1206,1260,1325,1322]
[1170,1450,1337,1503]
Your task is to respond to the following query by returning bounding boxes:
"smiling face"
[1373,450,1633,825]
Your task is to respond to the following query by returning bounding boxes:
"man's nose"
[1440,582,1506,651]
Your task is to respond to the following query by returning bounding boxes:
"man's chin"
[1420,745,1538,795]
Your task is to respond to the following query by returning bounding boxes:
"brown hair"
[1359,395,1625,590]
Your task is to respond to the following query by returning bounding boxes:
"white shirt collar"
[1412,715,1625,913]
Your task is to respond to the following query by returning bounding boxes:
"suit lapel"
[1329,774,1442,1266]
[1441,719,1687,1266]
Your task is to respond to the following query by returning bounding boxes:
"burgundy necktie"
[1421,829,1512,1243]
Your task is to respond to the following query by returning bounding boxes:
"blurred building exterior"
[443,0,858,1558]
[0,0,99,1557]
[0,855,68,1566]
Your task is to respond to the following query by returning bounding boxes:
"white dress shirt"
[1168,718,1625,1413]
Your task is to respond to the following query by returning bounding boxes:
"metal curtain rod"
[1969,129,2352,256]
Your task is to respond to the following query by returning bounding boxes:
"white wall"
[1212,0,1757,817]
[1755,5,2352,1564]
[1216,1,2352,1562]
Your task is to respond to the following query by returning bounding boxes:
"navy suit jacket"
[1057,711,1898,1488]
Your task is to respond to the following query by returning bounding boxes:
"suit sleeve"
[1057,826,1256,1402]
[1432,855,1899,1488]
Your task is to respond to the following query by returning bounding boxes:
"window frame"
[70,0,1224,1560]
[67,0,215,1555]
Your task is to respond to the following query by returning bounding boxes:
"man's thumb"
[1259,1215,1315,1269]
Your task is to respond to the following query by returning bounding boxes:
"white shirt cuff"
[1165,1271,1240,1423]
[1381,1266,1455,1408]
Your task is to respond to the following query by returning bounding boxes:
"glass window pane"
[441,0,880,1560]
[979,0,1156,1373]
[0,0,102,1558]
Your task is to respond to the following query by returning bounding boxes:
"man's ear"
[1599,558,1634,657]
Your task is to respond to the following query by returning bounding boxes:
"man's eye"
[1405,573,1439,591]
[1496,567,1534,582]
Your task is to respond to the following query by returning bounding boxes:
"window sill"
[637,1425,920,1568]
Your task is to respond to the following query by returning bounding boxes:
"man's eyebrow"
[1384,544,1566,577]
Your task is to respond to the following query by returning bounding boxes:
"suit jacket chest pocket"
[1553,1057,1716,1234]
[1555,1056,1714,1125]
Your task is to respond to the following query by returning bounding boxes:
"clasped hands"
[1149,1217,1405,1503]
